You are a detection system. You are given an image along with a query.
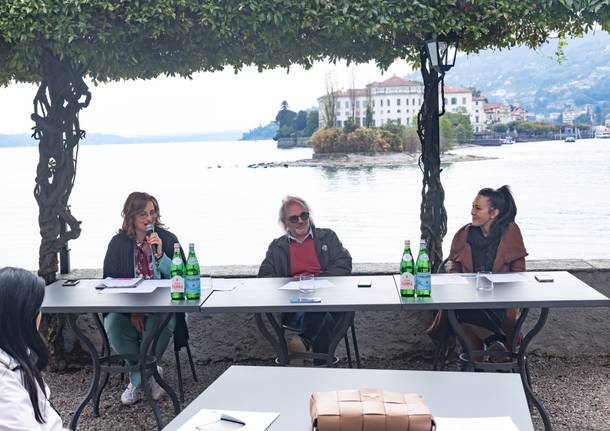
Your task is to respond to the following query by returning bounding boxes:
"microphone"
[145,223,158,256]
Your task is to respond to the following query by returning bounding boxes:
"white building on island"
[318,76,487,131]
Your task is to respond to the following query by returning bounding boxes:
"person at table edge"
[258,195,352,364]
[427,185,527,356]
[0,267,68,430]
[102,191,182,405]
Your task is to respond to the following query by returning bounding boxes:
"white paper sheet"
[178,409,279,431]
[431,275,469,285]
[278,279,336,290]
[205,278,244,291]
[434,416,520,431]
[141,279,170,288]
[101,277,142,288]
[483,273,527,283]
[98,283,159,294]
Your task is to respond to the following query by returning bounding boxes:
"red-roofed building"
[318,75,425,128]
[318,75,490,131]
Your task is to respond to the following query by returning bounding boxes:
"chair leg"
[344,334,353,368]
[185,343,198,382]
[174,350,184,403]
[432,341,444,371]
[350,320,361,368]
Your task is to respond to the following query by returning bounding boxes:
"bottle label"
[416,273,431,291]
[402,253,413,262]
[172,257,183,265]
[185,276,201,295]
[400,272,415,290]
[419,254,429,262]
[170,276,185,293]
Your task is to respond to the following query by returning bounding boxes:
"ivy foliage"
[0,0,608,85]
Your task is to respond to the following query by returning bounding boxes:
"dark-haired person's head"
[0,267,48,423]
[120,192,164,239]
[471,185,517,234]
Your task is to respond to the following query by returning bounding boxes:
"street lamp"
[416,33,459,274]
[425,34,459,73]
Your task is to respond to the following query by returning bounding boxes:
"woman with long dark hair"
[428,185,527,357]
[0,267,66,430]
[103,192,180,405]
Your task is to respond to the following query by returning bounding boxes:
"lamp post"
[416,34,459,272]
[425,34,459,74]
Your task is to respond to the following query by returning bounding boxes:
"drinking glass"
[201,276,213,290]
[476,271,494,291]
[298,274,316,299]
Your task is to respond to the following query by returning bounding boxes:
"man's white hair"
[279,195,314,230]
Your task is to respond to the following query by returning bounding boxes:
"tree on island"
[443,108,474,145]
[274,101,318,140]
[321,72,338,128]
[294,110,308,132]
[364,105,374,128]
[274,101,297,138]
[304,111,319,136]
[1,0,608,369]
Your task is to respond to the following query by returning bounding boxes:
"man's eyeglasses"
[287,211,310,224]
[137,210,157,219]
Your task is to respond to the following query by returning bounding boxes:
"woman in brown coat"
[428,185,527,356]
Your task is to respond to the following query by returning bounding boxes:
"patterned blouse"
[134,240,154,279]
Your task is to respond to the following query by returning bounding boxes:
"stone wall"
[276,136,310,148]
[61,259,610,361]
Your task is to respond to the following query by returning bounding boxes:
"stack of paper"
[101,277,143,288]
[99,279,163,294]
[278,279,336,290]
[483,273,527,283]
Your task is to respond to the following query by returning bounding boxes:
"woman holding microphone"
[103,191,181,405]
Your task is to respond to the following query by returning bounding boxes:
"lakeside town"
[244,73,610,150]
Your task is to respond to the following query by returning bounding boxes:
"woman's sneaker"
[149,366,164,401]
[120,383,141,405]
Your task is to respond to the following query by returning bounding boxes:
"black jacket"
[102,227,190,349]
[103,227,180,278]
[258,226,352,277]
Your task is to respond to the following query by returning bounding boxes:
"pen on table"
[220,412,246,425]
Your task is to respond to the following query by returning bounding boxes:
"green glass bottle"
[185,243,201,300]
[399,240,415,297]
[415,238,431,297]
[170,243,185,300]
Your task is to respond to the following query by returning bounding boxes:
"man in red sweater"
[259,196,352,365]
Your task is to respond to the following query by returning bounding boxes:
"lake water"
[1,138,609,270]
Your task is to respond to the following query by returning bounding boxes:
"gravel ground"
[46,353,610,430]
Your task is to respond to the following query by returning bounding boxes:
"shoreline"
[248,151,492,169]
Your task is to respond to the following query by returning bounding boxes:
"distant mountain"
[241,122,278,140]
[407,31,610,114]
[0,130,244,147]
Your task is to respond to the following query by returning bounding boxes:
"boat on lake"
[594,126,610,139]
